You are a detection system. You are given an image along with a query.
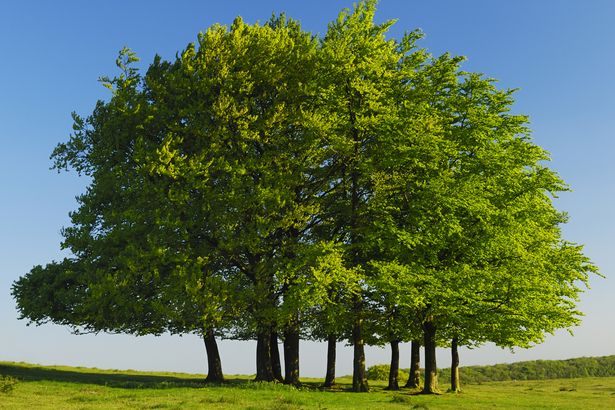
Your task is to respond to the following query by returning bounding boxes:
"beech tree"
[368,53,597,393]
[315,0,440,392]
[12,49,242,382]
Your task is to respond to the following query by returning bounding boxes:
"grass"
[1,362,615,409]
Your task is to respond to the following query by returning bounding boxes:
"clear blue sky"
[1,0,613,377]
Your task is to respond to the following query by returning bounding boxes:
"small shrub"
[366,364,409,382]
[0,375,18,394]
[366,364,389,380]
[275,395,304,406]
[200,396,238,404]
[390,394,412,404]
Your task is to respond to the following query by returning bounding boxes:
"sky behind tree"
[1,0,613,377]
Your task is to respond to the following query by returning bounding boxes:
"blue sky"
[1,0,613,377]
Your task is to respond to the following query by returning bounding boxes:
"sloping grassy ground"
[1,362,614,409]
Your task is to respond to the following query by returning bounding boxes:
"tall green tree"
[368,54,597,393]
[13,48,240,382]
[316,0,433,392]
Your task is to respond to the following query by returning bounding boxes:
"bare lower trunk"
[283,325,300,385]
[405,340,421,388]
[352,317,369,392]
[385,340,400,390]
[270,331,284,382]
[422,321,440,394]
[450,336,461,393]
[323,334,336,387]
[203,329,224,383]
[255,330,275,382]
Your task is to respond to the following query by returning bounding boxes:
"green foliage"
[366,364,409,382]
[0,375,18,394]
[432,356,615,384]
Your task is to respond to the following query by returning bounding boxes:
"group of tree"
[11,0,596,394]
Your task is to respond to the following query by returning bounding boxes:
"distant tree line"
[11,0,596,394]
[445,356,615,384]
[366,356,615,385]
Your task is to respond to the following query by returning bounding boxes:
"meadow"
[1,362,615,409]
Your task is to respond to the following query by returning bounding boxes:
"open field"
[1,362,615,409]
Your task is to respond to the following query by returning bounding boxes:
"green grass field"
[1,362,614,409]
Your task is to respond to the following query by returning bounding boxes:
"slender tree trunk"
[255,330,275,382]
[270,330,284,382]
[283,324,300,385]
[386,340,400,390]
[405,340,421,388]
[347,92,367,393]
[352,314,369,392]
[203,329,224,383]
[422,321,440,394]
[323,334,337,387]
[450,336,461,393]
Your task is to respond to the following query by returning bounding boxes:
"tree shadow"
[0,363,205,389]
[0,362,378,392]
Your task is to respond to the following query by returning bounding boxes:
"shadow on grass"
[0,362,409,394]
[0,363,206,389]
[0,362,354,392]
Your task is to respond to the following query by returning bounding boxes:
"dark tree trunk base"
[352,318,369,393]
[385,340,400,390]
[323,334,337,388]
[270,331,284,383]
[420,389,443,395]
[203,329,224,383]
[283,326,300,386]
[450,336,461,393]
[255,330,275,382]
[405,340,421,389]
[422,320,440,394]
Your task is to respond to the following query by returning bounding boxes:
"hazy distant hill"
[368,355,615,384]
[442,356,615,384]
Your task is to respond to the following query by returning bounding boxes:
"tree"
[153,16,328,383]
[366,54,597,393]
[315,0,435,392]
[13,48,244,382]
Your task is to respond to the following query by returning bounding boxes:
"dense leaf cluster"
[11,1,596,393]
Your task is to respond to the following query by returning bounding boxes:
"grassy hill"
[365,355,615,385]
[367,356,615,384]
[437,355,615,384]
[1,359,615,409]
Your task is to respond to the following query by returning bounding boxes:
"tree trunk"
[323,334,337,387]
[270,330,284,382]
[450,336,461,393]
[203,329,224,383]
[422,321,440,394]
[283,325,300,385]
[255,330,275,382]
[405,339,421,388]
[352,316,369,392]
[385,340,400,390]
